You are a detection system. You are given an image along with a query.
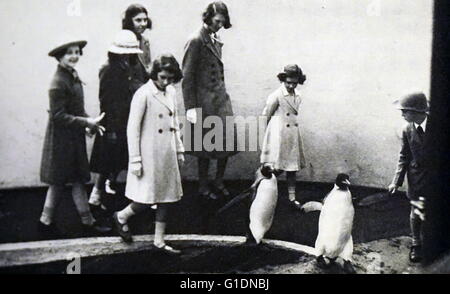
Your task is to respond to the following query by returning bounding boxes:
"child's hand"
[85,127,94,138]
[177,153,185,168]
[130,162,143,177]
[186,108,197,124]
[388,184,398,194]
[86,113,106,136]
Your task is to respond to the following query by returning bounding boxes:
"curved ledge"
[0,234,317,268]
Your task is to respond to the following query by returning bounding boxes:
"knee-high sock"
[154,203,173,245]
[89,174,107,205]
[410,205,423,247]
[40,185,64,225]
[154,221,166,245]
[72,183,95,225]
[286,171,297,201]
[117,202,148,224]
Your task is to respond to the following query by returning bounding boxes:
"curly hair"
[202,1,232,29]
[122,4,152,34]
[149,54,183,84]
[277,67,307,85]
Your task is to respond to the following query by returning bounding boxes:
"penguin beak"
[344,179,351,186]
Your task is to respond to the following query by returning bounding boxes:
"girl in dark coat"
[182,1,238,200]
[89,4,152,199]
[39,38,111,237]
[88,30,144,212]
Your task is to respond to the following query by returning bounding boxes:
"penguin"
[217,164,279,244]
[314,173,356,274]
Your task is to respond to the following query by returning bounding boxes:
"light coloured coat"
[260,85,306,171]
[125,80,184,204]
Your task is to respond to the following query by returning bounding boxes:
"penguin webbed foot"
[343,260,357,274]
[316,255,334,269]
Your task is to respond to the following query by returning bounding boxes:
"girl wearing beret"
[260,64,307,210]
[39,38,111,237]
[112,54,185,254]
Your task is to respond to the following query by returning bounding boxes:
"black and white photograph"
[0,0,449,280]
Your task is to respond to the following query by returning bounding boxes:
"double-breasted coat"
[90,60,141,174]
[125,80,184,204]
[181,26,238,158]
[40,65,91,184]
[260,85,307,171]
[392,121,429,200]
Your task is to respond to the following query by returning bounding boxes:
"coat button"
[286,124,290,127]
[159,114,163,118]
[169,112,173,116]
[286,113,290,116]
[158,129,163,133]
[295,123,298,127]
[170,128,176,132]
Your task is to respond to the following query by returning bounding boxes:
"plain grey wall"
[0,0,432,189]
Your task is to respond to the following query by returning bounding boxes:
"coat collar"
[148,80,175,112]
[57,64,84,84]
[200,26,223,63]
[280,85,300,115]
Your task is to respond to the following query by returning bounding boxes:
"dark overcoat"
[40,65,91,184]
[182,26,238,158]
[392,121,429,200]
[90,60,140,174]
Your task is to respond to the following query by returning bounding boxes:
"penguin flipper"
[301,201,323,212]
[216,189,253,215]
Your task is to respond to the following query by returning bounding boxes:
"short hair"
[122,4,153,34]
[54,46,84,62]
[202,1,232,29]
[149,54,183,84]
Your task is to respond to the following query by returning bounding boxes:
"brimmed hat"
[108,30,143,54]
[277,64,307,84]
[394,92,429,113]
[48,38,87,57]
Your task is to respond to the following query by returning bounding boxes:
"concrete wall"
[0,0,432,188]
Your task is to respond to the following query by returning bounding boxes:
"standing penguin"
[217,164,279,244]
[314,173,356,273]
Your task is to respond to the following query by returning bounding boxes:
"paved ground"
[0,180,422,274]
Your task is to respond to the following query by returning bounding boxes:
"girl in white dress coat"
[260,64,307,210]
[112,54,185,254]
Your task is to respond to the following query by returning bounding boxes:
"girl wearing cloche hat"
[39,37,111,238]
[260,64,308,211]
[88,30,144,215]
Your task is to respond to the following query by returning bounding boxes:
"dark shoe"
[316,255,333,269]
[89,203,108,219]
[112,212,133,243]
[154,243,181,255]
[409,246,422,263]
[38,222,64,239]
[290,200,302,210]
[200,190,220,200]
[343,260,357,274]
[213,182,231,197]
[82,221,112,235]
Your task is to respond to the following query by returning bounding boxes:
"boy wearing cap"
[388,92,429,263]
